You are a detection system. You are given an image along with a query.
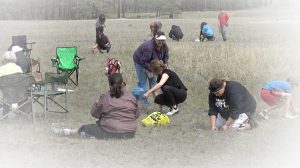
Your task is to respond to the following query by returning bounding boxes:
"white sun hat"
[155,32,167,40]
[11,45,23,53]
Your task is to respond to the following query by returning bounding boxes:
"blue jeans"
[220,26,227,41]
[132,63,156,106]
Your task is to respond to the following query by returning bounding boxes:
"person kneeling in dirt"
[92,33,111,53]
[143,59,187,116]
[52,73,141,139]
[199,22,215,42]
[208,78,257,131]
[259,78,299,120]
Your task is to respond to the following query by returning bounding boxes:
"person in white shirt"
[0,51,22,77]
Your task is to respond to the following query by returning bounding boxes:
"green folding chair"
[51,47,83,86]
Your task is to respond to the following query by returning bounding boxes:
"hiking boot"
[166,106,179,116]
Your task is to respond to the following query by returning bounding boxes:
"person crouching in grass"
[208,78,257,131]
[143,59,187,116]
[260,78,299,120]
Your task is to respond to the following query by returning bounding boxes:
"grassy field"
[0,3,300,168]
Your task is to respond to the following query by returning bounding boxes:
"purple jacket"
[133,39,169,71]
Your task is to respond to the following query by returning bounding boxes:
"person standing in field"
[51,73,141,139]
[95,13,106,41]
[208,78,257,131]
[150,21,162,38]
[218,10,229,41]
[260,78,299,120]
[143,59,187,116]
[132,31,169,107]
[199,22,215,42]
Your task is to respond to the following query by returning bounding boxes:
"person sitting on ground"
[168,25,183,41]
[132,31,169,107]
[0,51,22,77]
[260,78,299,120]
[208,78,257,131]
[52,73,141,139]
[199,22,215,42]
[143,59,187,116]
[92,33,111,53]
[150,21,162,38]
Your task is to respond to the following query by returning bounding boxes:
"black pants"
[78,124,135,139]
[154,85,187,107]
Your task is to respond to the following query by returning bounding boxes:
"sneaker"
[51,127,64,136]
[166,107,179,116]
[284,113,298,119]
[259,110,269,120]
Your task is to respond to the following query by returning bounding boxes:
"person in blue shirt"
[260,78,299,119]
[199,22,215,42]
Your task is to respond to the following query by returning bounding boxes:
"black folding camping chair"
[7,35,36,73]
[0,73,34,122]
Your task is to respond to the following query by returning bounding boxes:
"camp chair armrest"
[74,56,84,66]
[75,56,83,61]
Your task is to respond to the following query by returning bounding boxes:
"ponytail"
[108,73,124,98]
[110,83,123,98]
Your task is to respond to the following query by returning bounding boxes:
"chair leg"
[76,69,79,86]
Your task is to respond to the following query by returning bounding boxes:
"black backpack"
[169,25,183,41]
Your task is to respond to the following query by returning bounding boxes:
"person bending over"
[208,78,256,131]
[52,73,141,139]
[143,59,187,116]
[132,31,169,107]
[260,78,299,120]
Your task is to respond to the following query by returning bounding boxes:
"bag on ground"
[142,112,170,126]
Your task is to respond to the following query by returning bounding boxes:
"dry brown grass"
[0,4,300,168]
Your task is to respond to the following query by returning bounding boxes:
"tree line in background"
[0,0,273,20]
